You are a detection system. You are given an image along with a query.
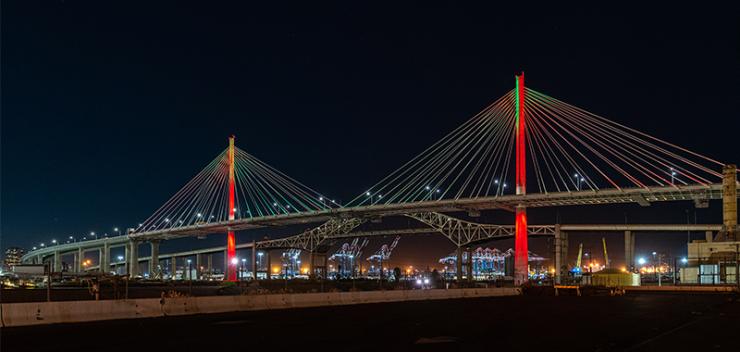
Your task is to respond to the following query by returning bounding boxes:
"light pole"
[257,252,264,279]
[186,259,192,281]
[670,167,676,184]
[114,227,120,236]
[90,232,97,240]
[117,255,124,275]
[652,251,661,287]
[241,258,246,281]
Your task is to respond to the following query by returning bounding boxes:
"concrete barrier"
[624,285,737,293]
[1,298,162,327]
[1,287,521,327]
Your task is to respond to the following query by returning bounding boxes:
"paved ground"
[3,292,739,351]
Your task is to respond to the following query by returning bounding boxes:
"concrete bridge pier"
[171,257,177,279]
[723,164,737,240]
[76,248,83,272]
[195,253,202,280]
[466,246,473,282]
[455,246,463,282]
[149,241,160,278]
[553,225,568,284]
[127,240,139,277]
[625,231,635,271]
[53,251,61,272]
[308,251,315,279]
[705,231,713,242]
[266,250,272,280]
[207,254,213,278]
[251,243,257,279]
[99,242,109,274]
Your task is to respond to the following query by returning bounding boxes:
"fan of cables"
[348,87,726,207]
[134,147,339,233]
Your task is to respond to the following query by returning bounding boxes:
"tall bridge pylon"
[514,73,528,284]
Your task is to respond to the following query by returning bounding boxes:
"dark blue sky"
[2,2,738,266]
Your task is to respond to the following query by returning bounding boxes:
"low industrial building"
[681,240,739,284]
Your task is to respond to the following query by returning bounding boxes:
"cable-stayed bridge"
[23,74,739,284]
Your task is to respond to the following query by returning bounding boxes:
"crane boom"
[575,243,583,268]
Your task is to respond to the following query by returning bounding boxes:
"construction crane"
[329,238,369,278]
[366,236,400,277]
[571,243,584,275]
[602,237,610,268]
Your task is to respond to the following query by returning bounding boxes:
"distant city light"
[638,257,646,265]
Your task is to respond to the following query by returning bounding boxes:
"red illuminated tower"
[514,73,528,285]
[226,135,237,281]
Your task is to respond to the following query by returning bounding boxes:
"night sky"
[2,3,739,268]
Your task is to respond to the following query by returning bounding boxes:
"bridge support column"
[100,242,109,274]
[514,206,529,285]
[75,248,82,272]
[466,247,474,282]
[149,241,160,279]
[706,231,713,242]
[723,164,737,241]
[251,243,257,280]
[127,240,139,277]
[171,257,178,279]
[456,246,463,282]
[308,251,315,279]
[53,251,61,273]
[195,253,202,280]
[266,251,272,280]
[554,225,568,284]
[306,251,327,279]
[624,231,635,271]
[207,254,213,278]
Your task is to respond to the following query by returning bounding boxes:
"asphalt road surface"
[3,293,739,351]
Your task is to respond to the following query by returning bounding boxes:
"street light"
[638,257,646,265]
[670,167,676,184]
[186,259,192,280]
[69,235,75,243]
[90,232,97,240]
[241,258,247,281]
[114,227,120,236]
[51,239,57,245]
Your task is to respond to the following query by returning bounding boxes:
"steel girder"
[255,217,365,251]
[406,212,555,247]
